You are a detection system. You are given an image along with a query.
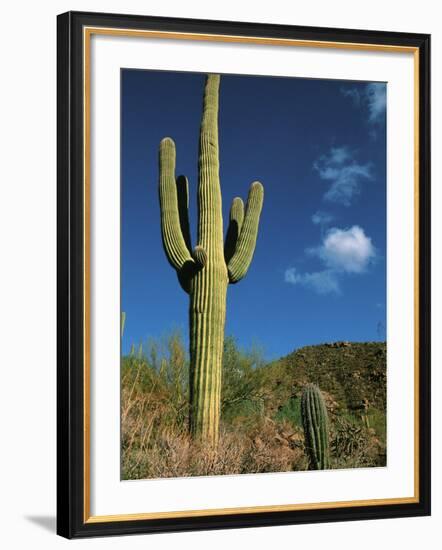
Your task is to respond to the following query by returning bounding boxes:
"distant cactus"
[121,311,126,338]
[137,343,143,359]
[158,74,264,445]
[301,384,330,470]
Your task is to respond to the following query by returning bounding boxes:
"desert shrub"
[367,408,386,442]
[241,417,307,473]
[121,331,190,478]
[274,397,302,428]
[221,336,266,422]
[330,415,386,469]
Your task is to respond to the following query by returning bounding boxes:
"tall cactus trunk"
[158,74,264,446]
[189,276,227,444]
[189,75,228,444]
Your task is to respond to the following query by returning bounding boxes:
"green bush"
[275,397,302,428]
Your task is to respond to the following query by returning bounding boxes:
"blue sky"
[121,70,386,360]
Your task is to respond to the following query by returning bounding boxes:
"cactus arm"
[192,244,207,267]
[176,245,208,294]
[176,175,192,252]
[227,181,264,283]
[224,197,244,263]
[159,137,195,271]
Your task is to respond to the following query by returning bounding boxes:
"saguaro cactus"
[158,74,264,445]
[121,311,126,338]
[301,384,330,470]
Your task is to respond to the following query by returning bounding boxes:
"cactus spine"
[301,384,330,470]
[158,74,264,446]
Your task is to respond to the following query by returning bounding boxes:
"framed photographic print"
[57,11,431,539]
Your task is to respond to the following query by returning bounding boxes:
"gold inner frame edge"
[82,26,420,524]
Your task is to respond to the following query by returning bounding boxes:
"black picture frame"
[57,10,431,539]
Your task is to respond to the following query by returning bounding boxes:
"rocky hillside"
[260,341,386,417]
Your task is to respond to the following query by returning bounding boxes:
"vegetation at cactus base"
[121,333,386,480]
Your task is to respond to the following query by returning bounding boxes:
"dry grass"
[121,376,306,479]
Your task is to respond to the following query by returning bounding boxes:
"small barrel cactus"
[301,384,330,470]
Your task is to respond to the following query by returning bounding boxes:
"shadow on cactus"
[158,74,264,446]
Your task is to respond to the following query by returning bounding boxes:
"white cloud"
[341,83,386,134]
[284,268,340,295]
[285,225,376,295]
[313,226,376,273]
[341,87,361,107]
[284,268,301,285]
[365,83,386,124]
[328,146,351,164]
[311,210,334,226]
[313,147,371,206]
